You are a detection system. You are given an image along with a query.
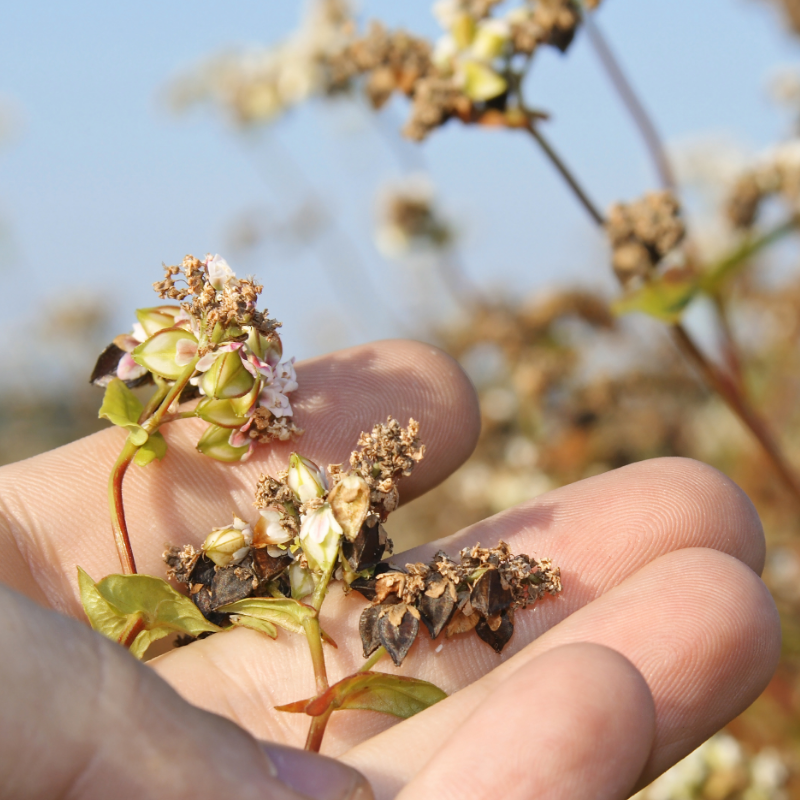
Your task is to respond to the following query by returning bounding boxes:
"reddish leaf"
[275,671,447,720]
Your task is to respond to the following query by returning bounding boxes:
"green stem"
[359,646,387,672]
[302,558,338,752]
[107,358,201,575]
[137,379,169,425]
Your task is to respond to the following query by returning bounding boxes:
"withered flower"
[354,541,561,665]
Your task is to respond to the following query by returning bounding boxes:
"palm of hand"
[0,342,779,800]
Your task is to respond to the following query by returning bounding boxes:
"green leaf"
[132,326,198,381]
[196,398,250,429]
[129,627,173,659]
[217,597,316,635]
[275,671,448,720]
[700,218,797,296]
[611,279,697,323]
[228,614,278,638]
[200,350,256,400]
[78,567,222,659]
[98,379,148,446]
[196,424,250,462]
[134,432,167,467]
[78,566,136,642]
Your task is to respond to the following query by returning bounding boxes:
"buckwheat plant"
[86,252,300,576]
[79,301,562,752]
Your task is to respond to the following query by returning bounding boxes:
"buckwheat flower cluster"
[168,0,352,126]
[164,419,422,627]
[91,253,301,462]
[726,139,800,229]
[606,191,686,286]
[163,416,561,669]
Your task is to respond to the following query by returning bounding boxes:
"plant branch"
[303,558,338,752]
[107,358,201,575]
[522,121,606,226]
[582,15,676,191]
[108,439,139,574]
[359,646,387,672]
[522,121,800,503]
[672,324,800,504]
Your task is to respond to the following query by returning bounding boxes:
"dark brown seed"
[252,548,292,582]
[419,577,457,639]
[342,518,388,571]
[209,563,258,609]
[89,343,153,388]
[379,607,420,666]
[475,610,514,653]
[349,562,398,601]
[350,576,378,601]
[188,554,217,587]
[359,606,383,658]
[470,568,513,619]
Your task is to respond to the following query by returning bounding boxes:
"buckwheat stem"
[583,15,676,191]
[522,120,606,226]
[108,357,201,575]
[359,646,387,672]
[303,559,338,752]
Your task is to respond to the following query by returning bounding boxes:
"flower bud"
[299,504,342,573]
[206,254,236,290]
[135,306,181,338]
[202,516,252,567]
[289,562,315,600]
[287,454,328,503]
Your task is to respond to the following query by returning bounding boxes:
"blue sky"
[2,0,799,386]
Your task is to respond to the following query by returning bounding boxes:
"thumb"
[0,582,372,800]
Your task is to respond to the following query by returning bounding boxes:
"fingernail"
[260,742,375,800]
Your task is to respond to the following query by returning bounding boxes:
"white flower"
[260,386,293,417]
[287,454,327,502]
[206,253,236,290]
[255,507,295,545]
[299,504,342,573]
[275,358,299,394]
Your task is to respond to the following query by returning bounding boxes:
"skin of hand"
[0,339,781,800]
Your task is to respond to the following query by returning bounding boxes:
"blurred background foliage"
[6,0,800,796]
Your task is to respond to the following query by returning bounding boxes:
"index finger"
[0,339,480,616]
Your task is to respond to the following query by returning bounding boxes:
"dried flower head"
[335,417,425,518]
[606,191,686,285]
[354,540,561,665]
[725,140,800,228]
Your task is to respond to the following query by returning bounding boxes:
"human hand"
[0,340,780,799]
